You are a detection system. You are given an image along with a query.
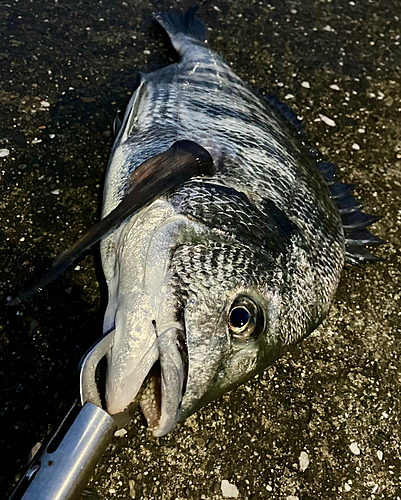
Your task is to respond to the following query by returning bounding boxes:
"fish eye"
[228,296,264,341]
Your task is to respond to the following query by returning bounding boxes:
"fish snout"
[105,319,186,437]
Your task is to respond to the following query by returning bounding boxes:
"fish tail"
[154,7,208,55]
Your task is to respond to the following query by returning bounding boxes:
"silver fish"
[101,8,381,437]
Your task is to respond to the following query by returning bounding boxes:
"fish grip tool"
[8,329,118,500]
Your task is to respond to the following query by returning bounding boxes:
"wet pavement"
[1,0,401,499]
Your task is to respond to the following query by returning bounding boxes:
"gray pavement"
[0,0,400,499]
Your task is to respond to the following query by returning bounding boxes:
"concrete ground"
[0,0,400,498]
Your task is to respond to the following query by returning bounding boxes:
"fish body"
[100,10,374,437]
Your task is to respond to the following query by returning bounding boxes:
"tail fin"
[154,7,208,55]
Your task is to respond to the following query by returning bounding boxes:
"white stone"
[344,483,351,492]
[319,114,336,127]
[221,480,239,498]
[330,84,340,91]
[352,143,360,150]
[301,81,310,89]
[0,148,10,157]
[299,451,310,471]
[266,485,273,492]
[349,442,361,455]
[287,496,299,500]
[40,100,50,107]
[128,479,135,498]
[31,138,42,144]
[358,128,365,133]
[49,133,56,139]
[114,428,127,437]
[284,94,295,100]
[372,484,379,493]
[51,189,60,195]
[377,450,383,460]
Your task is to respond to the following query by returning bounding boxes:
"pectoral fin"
[10,140,214,305]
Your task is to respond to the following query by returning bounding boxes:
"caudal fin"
[154,7,208,55]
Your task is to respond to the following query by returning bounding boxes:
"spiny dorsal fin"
[261,92,384,264]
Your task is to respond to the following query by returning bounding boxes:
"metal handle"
[10,402,117,500]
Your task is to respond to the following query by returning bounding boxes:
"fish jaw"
[105,303,159,416]
[102,200,191,436]
[105,313,185,437]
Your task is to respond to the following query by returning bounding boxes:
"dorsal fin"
[261,92,384,264]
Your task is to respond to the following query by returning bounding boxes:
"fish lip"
[138,323,187,437]
[106,320,188,437]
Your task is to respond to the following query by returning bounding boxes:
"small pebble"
[51,189,60,195]
[349,442,361,455]
[266,485,273,492]
[40,100,50,107]
[357,128,365,133]
[352,143,360,150]
[344,483,351,492]
[299,451,310,471]
[143,49,151,55]
[49,133,56,139]
[0,148,10,157]
[319,114,336,127]
[114,428,127,437]
[19,237,25,242]
[75,265,81,271]
[31,138,42,144]
[372,484,379,494]
[301,81,310,89]
[377,450,383,460]
[284,94,295,100]
[221,480,239,498]
[287,496,299,500]
[330,84,340,91]
[128,479,135,498]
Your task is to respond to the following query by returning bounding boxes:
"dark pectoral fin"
[9,140,214,305]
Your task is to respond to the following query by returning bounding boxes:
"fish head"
[104,193,291,436]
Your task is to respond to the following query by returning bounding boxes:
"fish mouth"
[139,326,187,437]
[106,323,187,437]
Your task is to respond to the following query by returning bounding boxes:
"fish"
[100,8,382,437]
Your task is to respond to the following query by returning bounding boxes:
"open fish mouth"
[139,326,187,436]
[106,323,187,437]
